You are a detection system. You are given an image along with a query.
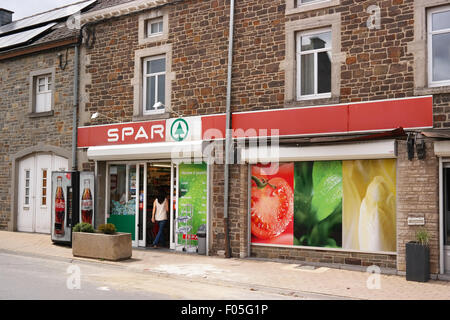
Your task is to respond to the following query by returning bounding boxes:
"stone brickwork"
[251,245,397,269]
[0,48,75,230]
[396,140,440,274]
[339,0,415,102]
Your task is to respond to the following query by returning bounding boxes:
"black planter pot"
[406,241,430,282]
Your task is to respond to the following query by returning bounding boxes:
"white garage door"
[17,154,68,233]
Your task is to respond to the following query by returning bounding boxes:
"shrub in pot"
[73,222,95,233]
[98,223,117,234]
[406,228,430,282]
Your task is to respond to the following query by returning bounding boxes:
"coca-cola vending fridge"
[51,171,95,244]
[51,171,79,244]
[79,171,95,226]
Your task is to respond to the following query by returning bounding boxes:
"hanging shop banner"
[178,162,208,246]
[251,159,396,253]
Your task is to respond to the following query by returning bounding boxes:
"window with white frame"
[146,17,163,37]
[24,170,30,206]
[428,5,450,87]
[41,169,47,206]
[35,74,52,113]
[296,29,332,100]
[143,55,166,115]
[297,0,326,6]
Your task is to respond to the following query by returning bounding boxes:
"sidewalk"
[0,231,449,300]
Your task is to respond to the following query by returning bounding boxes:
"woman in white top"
[151,189,169,248]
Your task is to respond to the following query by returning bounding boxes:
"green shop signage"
[170,118,189,142]
[177,162,207,246]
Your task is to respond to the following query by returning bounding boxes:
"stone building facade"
[2,0,450,278]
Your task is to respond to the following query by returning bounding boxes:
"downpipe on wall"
[224,0,235,259]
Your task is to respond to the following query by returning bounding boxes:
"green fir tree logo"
[170,119,189,141]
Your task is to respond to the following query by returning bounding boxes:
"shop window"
[296,29,332,100]
[143,55,166,115]
[250,159,397,253]
[428,5,450,87]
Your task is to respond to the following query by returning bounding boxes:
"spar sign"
[77,120,166,147]
[77,116,203,147]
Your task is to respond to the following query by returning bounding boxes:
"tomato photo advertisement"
[251,163,294,245]
[250,159,397,254]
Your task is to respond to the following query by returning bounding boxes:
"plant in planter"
[98,223,117,234]
[406,227,430,282]
[72,222,132,261]
[73,222,95,233]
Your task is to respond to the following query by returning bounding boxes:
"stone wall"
[0,48,75,230]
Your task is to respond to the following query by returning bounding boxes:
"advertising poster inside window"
[251,163,294,245]
[251,159,396,253]
[178,162,207,246]
[342,159,396,252]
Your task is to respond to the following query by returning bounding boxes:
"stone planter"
[72,232,132,261]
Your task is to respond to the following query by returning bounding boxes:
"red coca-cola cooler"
[51,171,95,244]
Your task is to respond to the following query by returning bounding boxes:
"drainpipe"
[223,0,235,259]
[72,43,79,171]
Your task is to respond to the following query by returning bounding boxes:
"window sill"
[414,86,450,96]
[286,0,340,15]
[28,110,54,118]
[132,112,171,122]
[285,96,340,108]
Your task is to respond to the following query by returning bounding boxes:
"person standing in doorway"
[151,188,169,248]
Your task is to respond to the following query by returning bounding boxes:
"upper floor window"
[428,5,450,87]
[35,74,52,113]
[146,17,163,37]
[297,0,326,6]
[143,55,166,115]
[296,29,332,100]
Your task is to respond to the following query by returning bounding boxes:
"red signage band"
[201,96,433,139]
[78,120,166,148]
[78,97,433,148]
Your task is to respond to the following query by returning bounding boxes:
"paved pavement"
[0,231,449,300]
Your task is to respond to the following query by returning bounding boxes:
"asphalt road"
[0,252,312,300]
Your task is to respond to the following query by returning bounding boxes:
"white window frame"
[297,0,328,7]
[428,5,450,88]
[41,168,48,207]
[296,28,332,100]
[24,169,31,207]
[143,55,166,115]
[35,74,52,113]
[146,17,163,38]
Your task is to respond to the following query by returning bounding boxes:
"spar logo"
[170,118,189,142]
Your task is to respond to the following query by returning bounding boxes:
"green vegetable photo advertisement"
[293,161,343,248]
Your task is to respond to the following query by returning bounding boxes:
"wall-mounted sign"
[166,116,202,142]
[407,217,425,226]
[78,120,166,148]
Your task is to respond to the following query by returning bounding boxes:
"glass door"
[135,163,147,247]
